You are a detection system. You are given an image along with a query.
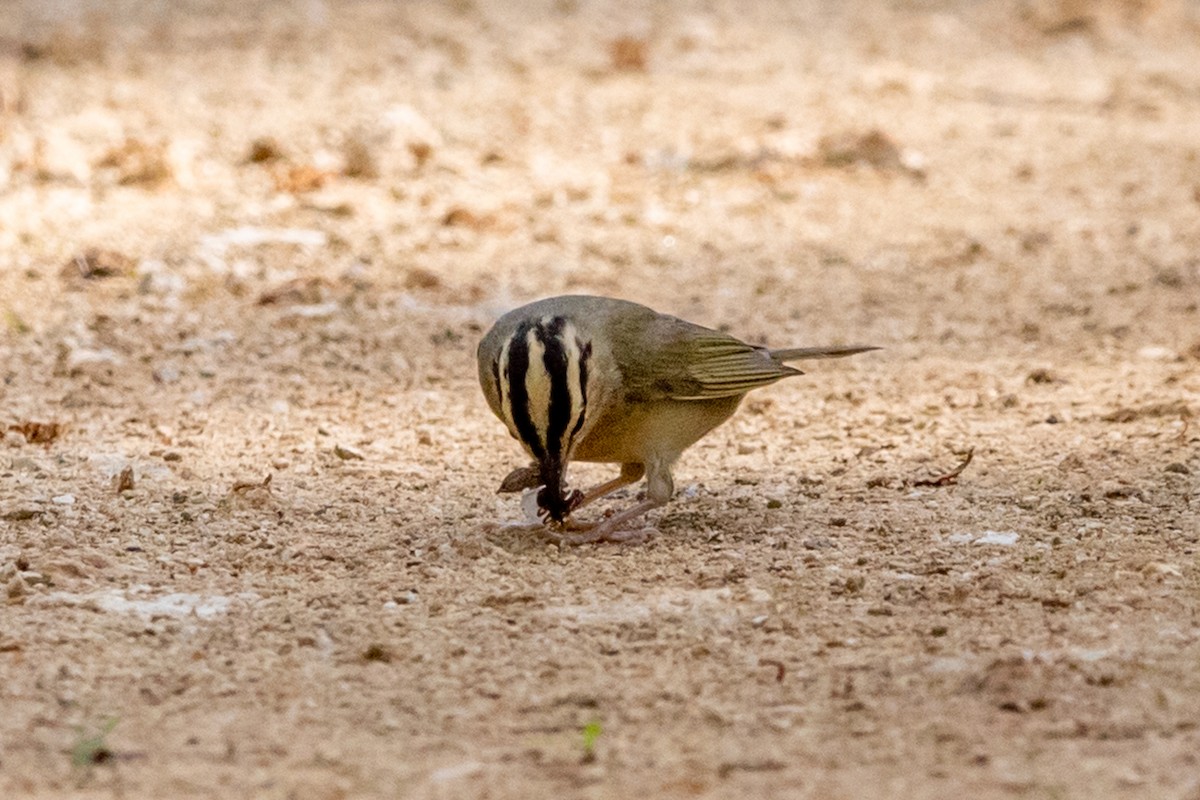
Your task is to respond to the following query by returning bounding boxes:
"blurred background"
[2,0,1198,356]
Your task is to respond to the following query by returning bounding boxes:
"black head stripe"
[491,357,503,412]
[504,320,545,460]
[500,316,591,523]
[569,338,591,442]
[537,317,572,459]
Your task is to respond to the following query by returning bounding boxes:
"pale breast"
[571,395,744,465]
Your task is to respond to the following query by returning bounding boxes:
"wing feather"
[617,318,799,402]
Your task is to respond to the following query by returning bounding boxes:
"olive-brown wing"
[615,315,800,402]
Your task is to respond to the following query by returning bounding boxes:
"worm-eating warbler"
[477,295,877,544]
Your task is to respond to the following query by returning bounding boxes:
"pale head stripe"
[493,316,591,466]
[500,321,545,460]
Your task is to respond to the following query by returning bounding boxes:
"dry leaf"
[403,267,442,290]
[226,474,274,508]
[257,276,330,306]
[1102,401,1191,423]
[61,248,134,281]
[408,141,434,167]
[609,36,648,71]
[273,164,332,194]
[818,129,903,170]
[497,465,539,494]
[342,133,379,179]
[441,206,491,229]
[245,136,285,164]
[9,421,66,444]
[114,466,135,493]
[95,138,173,187]
[231,473,273,494]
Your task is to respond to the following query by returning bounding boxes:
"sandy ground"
[2,1,1199,797]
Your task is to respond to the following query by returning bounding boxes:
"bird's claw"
[537,488,585,524]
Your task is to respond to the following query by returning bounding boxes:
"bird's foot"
[541,497,664,546]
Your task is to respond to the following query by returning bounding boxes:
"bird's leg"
[547,459,672,545]
[548,499,662,543]
[548,463,646,532]
[573,463,646,511]
[541,463,645,531]
[502,462,643,531]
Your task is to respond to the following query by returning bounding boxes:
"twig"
[759,658,786,683]
[231,473,272,494]
[914,448,974,487]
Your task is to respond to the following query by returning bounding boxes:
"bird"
[476,295,878,545]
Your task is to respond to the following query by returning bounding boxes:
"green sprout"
[4,309,30,335]
[580,719,602,763]
[71,717,119,767]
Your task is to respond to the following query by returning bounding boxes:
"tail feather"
[769,345,880,362]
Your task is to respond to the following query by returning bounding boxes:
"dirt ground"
[2,1,1199,797]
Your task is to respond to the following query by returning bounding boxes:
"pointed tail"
[769,345,880,362]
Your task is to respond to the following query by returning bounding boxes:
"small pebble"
[1144,562,1182,577]
[46,559,88,578]
[334,444,364,460]
[972,531,1020,546]
[1026,368,1057,384]
[52,494,75,505]
[47,529,76,547]
[6,576,26,599]
[1137,346,1178,361]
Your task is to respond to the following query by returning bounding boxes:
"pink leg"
[547,458,673,546]
[574,463,645,510]
[547,498,664,544]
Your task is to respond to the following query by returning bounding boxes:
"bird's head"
[486,313,592,523]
